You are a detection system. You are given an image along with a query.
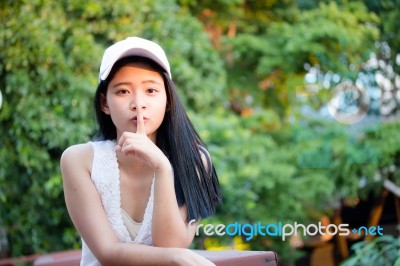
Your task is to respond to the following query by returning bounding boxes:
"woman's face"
[101,62,167,142]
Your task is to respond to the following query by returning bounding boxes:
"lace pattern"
[90,140,153,244]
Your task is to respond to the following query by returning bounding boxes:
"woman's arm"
[151,149,211,247]
[61,143,212,266]
[151,164,198,247]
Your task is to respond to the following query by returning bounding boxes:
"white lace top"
[80,140,154,266]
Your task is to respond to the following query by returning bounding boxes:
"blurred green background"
[1,0,399,265]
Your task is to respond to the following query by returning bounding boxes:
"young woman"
[61,37,222,266]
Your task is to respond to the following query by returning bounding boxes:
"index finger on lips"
[136,111,146,135]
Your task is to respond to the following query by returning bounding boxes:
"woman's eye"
[147,88,158,94]
[117,89,129,94]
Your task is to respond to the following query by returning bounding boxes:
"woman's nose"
[130,93,146,110]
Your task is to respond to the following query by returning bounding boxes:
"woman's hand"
[116,112,170,171]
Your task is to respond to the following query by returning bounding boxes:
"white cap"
[99,37,171,81]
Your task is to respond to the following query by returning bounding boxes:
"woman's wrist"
[155,166,172,177]
[154,157,173,175]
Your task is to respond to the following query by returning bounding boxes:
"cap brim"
[100,48,171,81]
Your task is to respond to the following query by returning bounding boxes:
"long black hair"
[93,56,222,221]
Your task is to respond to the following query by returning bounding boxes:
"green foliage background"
[1,0,399,262]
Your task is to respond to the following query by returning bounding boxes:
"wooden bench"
[30,249,278,266]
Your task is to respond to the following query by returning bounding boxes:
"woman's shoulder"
[60,142,93,170]
[62,142,93,157]
[198,145,212,171]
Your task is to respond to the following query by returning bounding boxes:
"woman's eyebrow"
[142,79,163,86]
[110,79,163,88]
[111,81,132,88]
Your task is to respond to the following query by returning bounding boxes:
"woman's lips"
[131,116,148,123]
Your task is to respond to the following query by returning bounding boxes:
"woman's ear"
[100,93,110,115]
